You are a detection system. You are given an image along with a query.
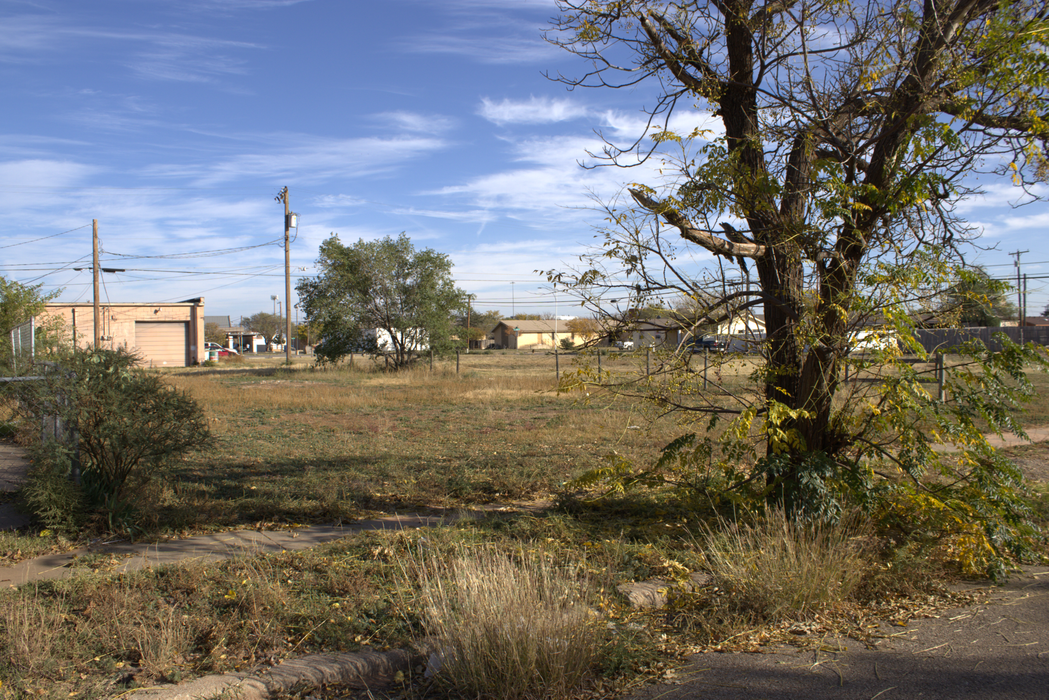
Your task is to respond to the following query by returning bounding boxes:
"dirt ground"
[1001,439,1049,483]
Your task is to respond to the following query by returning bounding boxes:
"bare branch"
[629,188,767,260]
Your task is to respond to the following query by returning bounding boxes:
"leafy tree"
[204,322,225,345]
[0,277,62,373]
[241,312,283,345]
[454,309,502,348]
[295,321,317,349]
[548,0,1049,566]
[565,316,603,344]
[297,233,467,368]
[939,267,1018,327]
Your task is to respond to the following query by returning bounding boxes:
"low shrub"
[21,441,84,533]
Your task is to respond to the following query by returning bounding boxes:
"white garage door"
[135,322,189,367]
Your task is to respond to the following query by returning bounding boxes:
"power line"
[105,238,285,260]
[0,223,92,250]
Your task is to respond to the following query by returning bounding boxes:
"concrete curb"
[127,646,420,700]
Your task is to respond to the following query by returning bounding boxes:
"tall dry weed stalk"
[408,544,600,700]
[2,586,69,679]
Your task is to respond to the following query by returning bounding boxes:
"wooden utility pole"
[466,294,473,353]
[276,187,292,365]
[92,219,100,349]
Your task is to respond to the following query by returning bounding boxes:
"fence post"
[597,349,602,374]
[430,348,433,371]
[703,349,708,390]
[555,345,560,379]
[844,361,850,383]
[646,347,651,377]
[937,352,945,402]
[456,350,460,375]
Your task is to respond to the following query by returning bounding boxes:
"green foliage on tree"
[548,0,1049,572]
[203,323,224,344]
[241,312,283,345]
[454,309,501,348]
[204,322,225,345]
[0,276,62,373]
[7,348,213,533]
[939,267,1018,327]
[297,233,468,368]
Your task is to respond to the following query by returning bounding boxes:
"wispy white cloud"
[0,158,96,196]
[379,111,457,134]
[143,133,451,186]
[1001,211,1049,230]
[391,207,497,224]
[311,194,368,209]
[403,32,555,64]
[392,0,558,65]
[0,13,262,84]
[479,96,589,125]
[953,182,1047,214]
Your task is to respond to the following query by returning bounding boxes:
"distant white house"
[847,329,899,353]
[365,328,429,353]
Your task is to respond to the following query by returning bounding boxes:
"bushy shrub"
[8,347,212,532]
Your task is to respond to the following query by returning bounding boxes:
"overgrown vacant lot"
[2,350,1048,699]
[152,352,693,532]
[34,348,1049,534]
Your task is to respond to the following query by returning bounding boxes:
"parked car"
[691,336,726,352]
[205,342,239,358]
[614,340,634,350]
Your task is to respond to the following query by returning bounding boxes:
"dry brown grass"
[142,353,688,531]
[674,509,870,643]
[406,542,601,700]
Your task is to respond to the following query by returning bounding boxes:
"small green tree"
[297,233,468,368]
[7,348,212,532]
[0,276,62,373]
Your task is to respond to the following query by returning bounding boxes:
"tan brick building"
[42,298,206,368]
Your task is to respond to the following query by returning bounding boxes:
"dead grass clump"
[681,509,868,639]
[1,586,70,680]
[408,544,600,700]
[705,509,867,618]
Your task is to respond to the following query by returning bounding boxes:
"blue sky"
[1,0,1047,325]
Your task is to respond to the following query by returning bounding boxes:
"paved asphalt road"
[623,567,1049,700]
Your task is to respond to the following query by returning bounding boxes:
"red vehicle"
[205,342,239,358]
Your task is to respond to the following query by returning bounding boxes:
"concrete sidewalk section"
[0,443,28,493]
[0,512,460,588]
